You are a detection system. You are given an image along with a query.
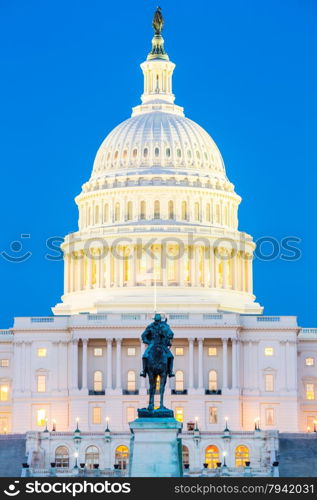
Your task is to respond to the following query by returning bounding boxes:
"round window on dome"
[177,149,182,158]
[166,148,171,157]
[114,151,119,160]
[143,148,148,158]
[133,148,138,158]
[155,147,160,157]
[123,150,128,159]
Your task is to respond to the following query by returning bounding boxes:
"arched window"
[127,370,136,392]
[154,147,160,157]
[306,357,315,366]
[168,201,174,220]
[154,200,160,219]
[175,370,184,392]
[194,202,200,221]
[235,445,249,467]
[103,204,109,223]
[127,201,133,221]
[182,201,188,221]
[177,148,182,158]
[143,148,148,158]
[87,207,91,226]
[166,147,171,157]
[55,446,69,468]
[224,206,228,225]
[206,203,211,222]
[123,149,128,159]
[114,151,118,160]
[95,205,100,225]
[132,148,138,158]
[140,201,146,220]
[85,446,99,469]
[215,204,220,223]
[115,445,129,470]
[208,370,217,391]
[182,445,189,467]
[205,445,219,469]
[115,202,120,222]
[93,371,103,392]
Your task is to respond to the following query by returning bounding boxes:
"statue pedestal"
[129,417,183,477]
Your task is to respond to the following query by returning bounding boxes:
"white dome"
[90,111,227,182]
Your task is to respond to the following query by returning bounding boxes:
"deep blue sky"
[0,0,316,327]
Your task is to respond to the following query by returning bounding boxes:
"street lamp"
[224,416,229,432]
[73,452,79,469]
[223,451,227,467]
[52,419,56,432]
[194,416,199,431]
[105,416,110,432]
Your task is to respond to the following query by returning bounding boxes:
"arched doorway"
[85,446,99,469]
[235,445,249,467]
[55,446,69,469]
[115,445,129,470]
[182,445,189,467]
[205,445,219,469]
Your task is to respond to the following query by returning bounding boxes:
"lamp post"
[52,419,56,432]
[73,417,82,474]
[314,421,317,433]
[105,416,110,432]
[194,416,199,431]
[104,417,111,443]
[224,416,229,432]
[254,417,260,431]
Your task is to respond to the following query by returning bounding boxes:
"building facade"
[1,13,317,475]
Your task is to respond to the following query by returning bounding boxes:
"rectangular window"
[37,409,46,427]
[126,407,135,423]
[37,375,46,393]
[208,347,217,356]
[127,348,136,356]
[92,407,101,424]
[265,408,274,426]
[175,407,184,423]
[94,348,103,357]
[37,348,47,358]
[306,383,315,400]
[209,407,218,424]
[0,386,8,401]
[265,347,274,356]
[265,374,274,392]
[306,357,314,366]
[0,360,9,367]
[175,347,184,356]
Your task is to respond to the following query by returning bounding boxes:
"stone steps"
[0,434,26,477]
[279,433,317,477]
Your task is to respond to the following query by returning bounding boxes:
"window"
[166,148,171,157]
[132,148,138,158]
[93,371,103,392]
[306,357,314,366]
[265,347,274,356]
[208,347,217,356]
[140,201,146,220]
[265,408,275,426]
[37,348,47,358]
[143,148,148,158]
[177,148,182,158]
[175,407,184,423]
[37,375,46,393]
[175,371,184,392]
[126,407,135,423]
[154,147,160,157]
[205,445,219,469]
[235,445,249,467]
[182,445,189,467]
[37,409,46,427]
[265,374,274,392]
[127,201,133,221]
[0,385,8,401]
[209,407,218,424]
[154,200,160,219]
[115,445,129,470]
[208,370,217,391]
[168,201,174,219]
[194,202,200,221]
[306,383,315,400]
[55,446,69,469]
[181,201,188,220]
[115,202,120,221]
[127,371,136,392]
[127,347,136,356]
[85,446,99,469]
[92,407,101,424]
[94,348,103,357]
[307,416,317,432]
[0,360,9,368]
[175,347,184,356]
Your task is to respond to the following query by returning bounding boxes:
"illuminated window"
[127,347,136,356]
[182,445,189,466]
[94,348,102,357]
[265,408,274,426]
[235,445,249,467]
[209,407,218,424]
[181,201,188,220]
[92,407,101,424]
[175,371,184,392]
[208,370,217,391]
[37,348,47,358]
[265,347,274,356]
[0,360,9,367]
[205,445,219,469]
[127,371,136,392]
[265,374,274,392]
[175,347,184,356]
[307,416,317,432]
[208,347,217,356]
[93,371,103,392]
[115,445,129,470]
[126,407,135,423]
[132,148,138,158]
[37,375,46,393]
[37,409,46,427]
[175,407,184,423]
[55,446,69,468]
[306,357,314,366]
[0,385,8,401]
[123,149,128,159]
[306,383,315,400]
[85,446,99,469]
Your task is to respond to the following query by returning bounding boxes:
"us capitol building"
[0,10,316,477]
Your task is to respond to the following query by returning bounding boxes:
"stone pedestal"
[129,417,183,477]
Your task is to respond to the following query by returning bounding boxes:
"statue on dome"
[139,313,175,413]
[152,6,164,35]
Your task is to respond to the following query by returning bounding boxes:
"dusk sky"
[0,0,316,327]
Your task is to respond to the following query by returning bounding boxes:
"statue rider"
[140,313,175,378]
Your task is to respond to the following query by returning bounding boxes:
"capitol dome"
[53,12,262,317]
